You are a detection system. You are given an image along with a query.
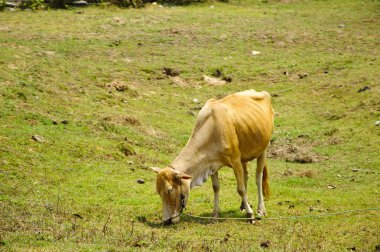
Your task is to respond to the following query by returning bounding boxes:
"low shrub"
[20,0,45,9]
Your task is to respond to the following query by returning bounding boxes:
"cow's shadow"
[139,210,249,228]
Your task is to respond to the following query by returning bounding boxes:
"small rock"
[192,98,200,104]
[283,71,290,76]
[326,184,336,189]
[31,135,45,143]
[352,168,359,172]
[260,240,270,248]
[251,50,261,56]
[137,179,145,184]
[71,0,88,6]
[375,121,380,126]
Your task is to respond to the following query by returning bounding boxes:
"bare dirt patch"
[269,136,325,163]
[105,80,138,96]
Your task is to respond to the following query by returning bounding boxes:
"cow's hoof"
[246,213,255,224]
[240,202,253,211]
[257,209,267,217]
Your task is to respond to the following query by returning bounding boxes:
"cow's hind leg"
[240,162,252,211]
[232,160,254,223]
[256,148,269,217]
[211,172,220,218]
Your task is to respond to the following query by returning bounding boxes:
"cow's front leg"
[232,161,254,223]
[211,172,220,218]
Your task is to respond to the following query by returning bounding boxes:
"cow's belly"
[238,130,271,162]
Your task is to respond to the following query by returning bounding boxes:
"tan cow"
[151,89,274,225]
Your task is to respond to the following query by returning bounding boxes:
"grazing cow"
[151,90,274,225]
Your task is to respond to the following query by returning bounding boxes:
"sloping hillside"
[0,1,379,250]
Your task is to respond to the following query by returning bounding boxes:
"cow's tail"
[262,163,270,199]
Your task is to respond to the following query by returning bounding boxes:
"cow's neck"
[171,138,217,188]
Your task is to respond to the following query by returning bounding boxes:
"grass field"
[1,0,380,251]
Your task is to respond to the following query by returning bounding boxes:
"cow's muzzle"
[163,218,172,226]
[163,213,180,226]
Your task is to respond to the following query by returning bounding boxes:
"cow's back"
[208,90,274,162]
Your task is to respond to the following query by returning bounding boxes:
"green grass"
[1,0,379,251]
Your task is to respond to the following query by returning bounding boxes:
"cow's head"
[151,167,192,225]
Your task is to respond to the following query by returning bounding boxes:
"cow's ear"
[150,167,161,173]
[176,172,192,180]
